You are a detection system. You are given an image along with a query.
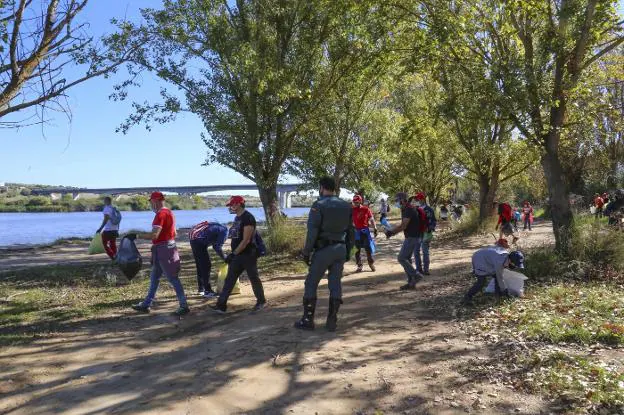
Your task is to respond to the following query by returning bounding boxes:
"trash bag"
[216,264,240,295]
[88,233,105,255]
[484,271,527,297]
[116,236,143,280]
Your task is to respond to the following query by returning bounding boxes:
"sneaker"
[423,271,430,276]
[356,265,363,273]
[174,306,190,316]
[210,304,226,314]
[203,291,219,300]
[197,290,205,296]
[131,303,150,313]
[251,302,268,313]
[400,283,416,291]
[369,263,376,272]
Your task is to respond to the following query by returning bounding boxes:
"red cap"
[149,191,165,201]
[415,192,426,201]
[496,238,510,249]
[226,195,245,206]
[352,195,363,203]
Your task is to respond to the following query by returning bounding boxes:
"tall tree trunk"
[258,183,280,227]
[477,164,500,224]
[541,135,574,253]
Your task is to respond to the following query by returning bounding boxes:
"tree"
[380,75,459,206]
[111,0,386,223]
[488,0,623,251]
[0,0,139,128]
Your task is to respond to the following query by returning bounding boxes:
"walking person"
[379,198,388,224]
[210,196,267,314]
[385,192,424,290]
[462,238,525,306]
[522,201,534,231]
[593,193,604,219]
[295,177,354,331]
[189,221,228,298]
[96,196,121,260]
[512,208,521,232]
[131,192,189,316]
[352,195,378,272]
[413,192,436,276]
[496,201,518,243]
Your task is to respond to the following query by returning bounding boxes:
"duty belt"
[315,239,345,249]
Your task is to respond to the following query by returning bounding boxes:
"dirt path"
[0,224,555,415]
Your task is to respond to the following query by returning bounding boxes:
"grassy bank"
[462,216,624,413]
[0,220,308,346]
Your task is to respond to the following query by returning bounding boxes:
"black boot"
[294,297,316,330]
[326,297,342,332]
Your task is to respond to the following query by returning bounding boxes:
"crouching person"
[462,238,524,306]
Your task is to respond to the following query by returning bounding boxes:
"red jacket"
[497,203,512,224]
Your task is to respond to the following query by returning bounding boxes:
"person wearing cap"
[210,195,267,314]
[385,192,424,290]
[413,192,436,276]
[189,221,228,298]
[295,176,354,332]
[462,238,525,306]
[352,194,378,272]
[130,191,189,316]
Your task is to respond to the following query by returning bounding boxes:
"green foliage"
[262,219,306,256]
[111,0,390,220]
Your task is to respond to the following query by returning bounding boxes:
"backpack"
[498,202,512,220]
[416,207,429,233]
[190,221,210,240]
[424,205,437,231]
[254,231,267,257]
[110,206,122,226]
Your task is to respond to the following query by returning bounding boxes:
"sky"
[1,0,258,191]
[1,1,623,191]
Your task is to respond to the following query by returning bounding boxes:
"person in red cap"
[130,191,189,316]
[210,195,267,314]
[352,194,378,272]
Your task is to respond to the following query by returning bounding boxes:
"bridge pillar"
[278,191,292,209]
[72,192,80,201]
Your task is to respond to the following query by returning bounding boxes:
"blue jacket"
[189,222,227,259]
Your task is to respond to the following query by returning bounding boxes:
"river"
[0,207,310,247]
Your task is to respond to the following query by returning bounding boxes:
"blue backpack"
[254,232,267,257]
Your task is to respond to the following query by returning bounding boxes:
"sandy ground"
[0,224,556,415]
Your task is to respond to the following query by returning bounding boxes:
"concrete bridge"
[30,183,307,209]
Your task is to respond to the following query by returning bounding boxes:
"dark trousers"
[190,239,213,293]
[523,215,532,230]
[218,252,265,309]
[355,234,374,267]
[465,274,500,299]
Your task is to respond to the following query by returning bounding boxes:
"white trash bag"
[484,270,528,297]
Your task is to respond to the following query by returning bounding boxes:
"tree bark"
[258,183,280,227]
[541,133,574,253]
[477,169,499,224]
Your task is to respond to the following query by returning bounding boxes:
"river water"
[0,207,310,247]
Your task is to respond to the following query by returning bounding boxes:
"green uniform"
[302,195,354,299]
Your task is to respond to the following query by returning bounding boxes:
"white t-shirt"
[102,205,119,232]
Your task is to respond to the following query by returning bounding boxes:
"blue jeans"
[143,245,187,308]
[398,236,422,283]
[414,238,430,273]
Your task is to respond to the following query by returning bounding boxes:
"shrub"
[263,219,306,256]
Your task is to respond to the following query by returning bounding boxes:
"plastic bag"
[502,269,528,297]
[88,233,105,255]
[116,236,143,280]
[216,264,240,295]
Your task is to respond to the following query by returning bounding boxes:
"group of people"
[94,178,527,331]
[495,200,534,242]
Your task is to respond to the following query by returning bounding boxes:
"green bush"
[263,219,306,256]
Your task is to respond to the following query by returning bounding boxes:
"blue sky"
[1,1,623,191]
[1,0,256,191]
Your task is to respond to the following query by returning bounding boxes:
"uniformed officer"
[295,176,354,332]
